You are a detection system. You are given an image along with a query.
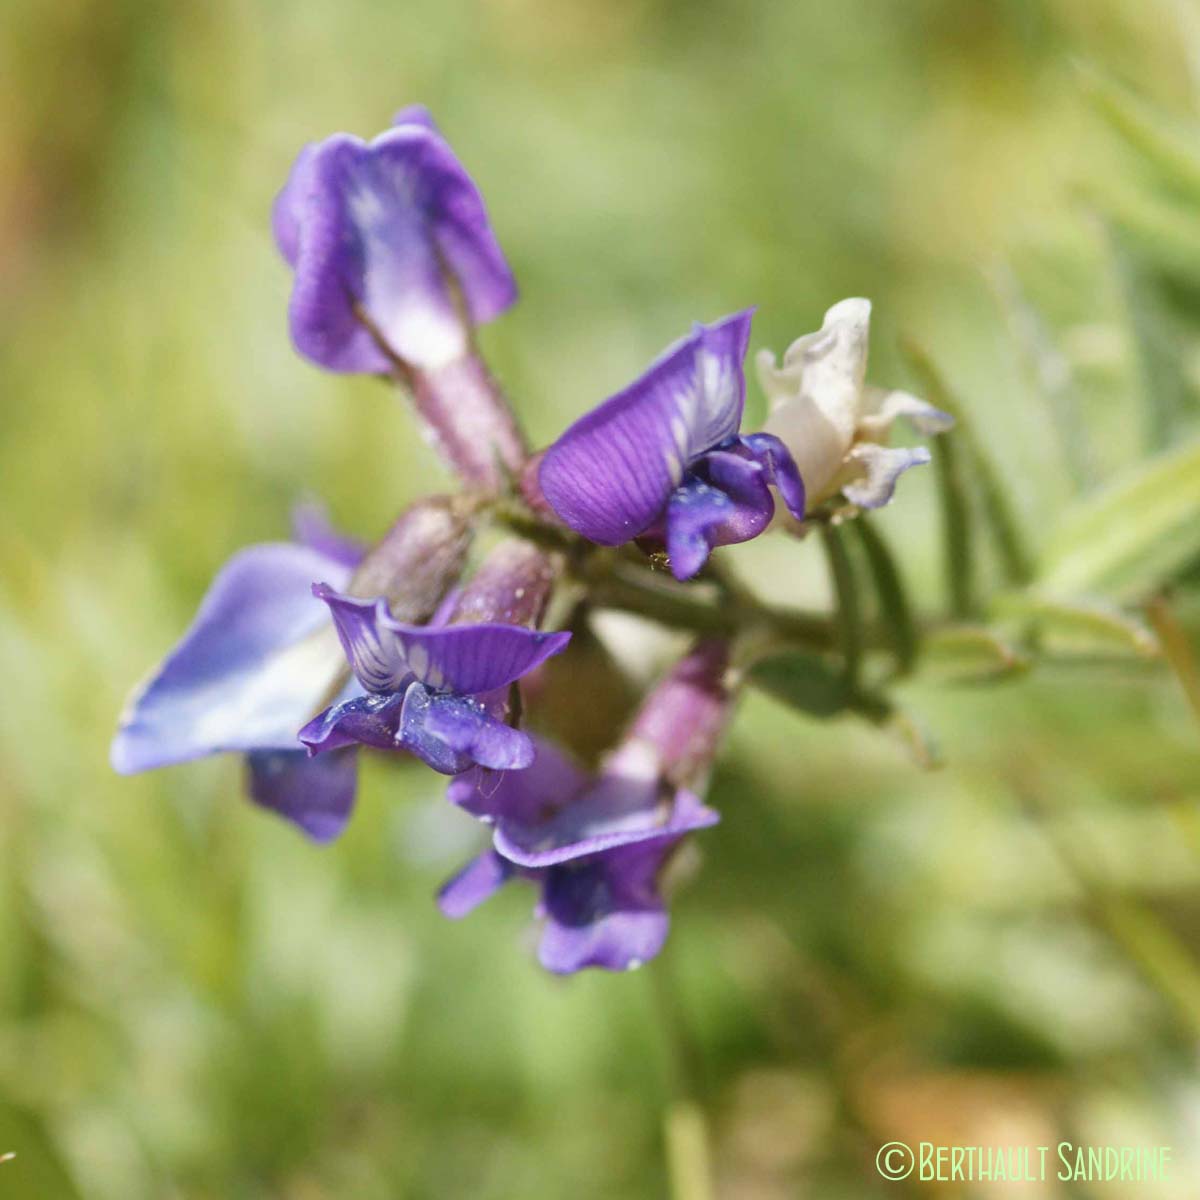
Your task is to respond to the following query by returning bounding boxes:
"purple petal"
[664,478,740,581]
[112,543,352,773]
[290,500,366,569]
[314,588,411,693]
[537,844,673,974]
[739,432,806,520]
[495,782,718,868]
[399,684,534,774]
[275,124,515,373]
[299,690,407,755]
[246,748,357,843]
[315,585,571,696]
[538,310,754,545]
[272,142,321,269]
[664,444,796,579]
[842,443,931,509]
[447,738,590,822]
[392,104,439,132]
[438,850,515,918]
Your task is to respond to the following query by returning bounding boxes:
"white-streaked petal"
[112,544,354,772]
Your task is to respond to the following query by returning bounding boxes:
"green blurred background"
[5,0,1200,1195]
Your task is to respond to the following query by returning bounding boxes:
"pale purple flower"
[274,107,527,490]
[538,311,805,580]
[111,507,365,841]
[273,106,515,375]
[111,500,469,841]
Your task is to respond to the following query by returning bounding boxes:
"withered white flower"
[756,298,953,511]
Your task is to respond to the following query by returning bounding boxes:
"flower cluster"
[113,109,949,973]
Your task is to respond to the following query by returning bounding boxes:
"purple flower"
[111,500,470,842]
[299,588,570,775]
[537,311,806,580]
[438,640,734,973]
[440,739,719,973]
[273,106,515,375]
[274,108,529,491]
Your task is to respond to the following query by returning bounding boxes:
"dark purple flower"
[438,640,734,973]
[273,107,515,375]
[299,587,570,775]
[111,499,470,842]
[537,311,806,580]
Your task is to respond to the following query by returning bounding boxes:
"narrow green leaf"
[922,625,1030,684]
[993,592,1160,658]
[901,339,1035,587]
[849,516,918,675]
[1085,181,1200,282]
[1079,62,1200,203]
[1038,435,1200,596]
[932,433,976,619]
[1108,224,1198,449]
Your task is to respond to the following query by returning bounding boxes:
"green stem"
[582,556,840,651]
[1023,789,1200,1038]
[820,525,863,686]
[932,432,976,619]
[651,960,714,1200]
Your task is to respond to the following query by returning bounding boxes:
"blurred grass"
[3,0,1200,1195]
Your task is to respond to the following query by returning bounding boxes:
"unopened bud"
[451,538,560,629]
[348,496,472,620]
[621,639,736,787]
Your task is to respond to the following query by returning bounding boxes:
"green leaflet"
[1107,224,1199,450]
[921,625,1031,684]
[748,649,939,769]
[993,592,1160,659]
[1038,436,1200,597]
[748,650,888,721]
